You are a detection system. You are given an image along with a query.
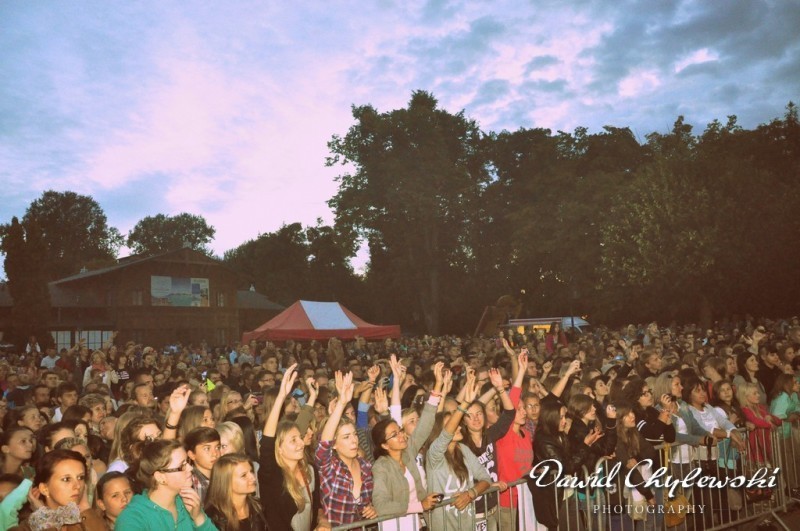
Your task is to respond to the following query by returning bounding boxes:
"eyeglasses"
[160,461,190,473]
[385,431,402,442]
[143,432,163,442]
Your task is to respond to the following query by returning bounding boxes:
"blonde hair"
[134,440,182,491]
[736,382,760,408]
[178,406,211,441]
[204,454,262,531]
[274,421,310,511]
[216,422,244,453]
[218,389,242,420]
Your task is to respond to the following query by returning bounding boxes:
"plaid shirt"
[315,439,373,526]
[191,468,210,504]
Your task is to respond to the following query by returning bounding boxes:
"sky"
[1,0,798,267]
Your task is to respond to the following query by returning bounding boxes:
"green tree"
[13,190,123,279]
[127,213,215,256]
[327,91,487,334]
[1,217,52,348]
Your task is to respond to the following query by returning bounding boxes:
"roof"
[53,247,235,285]
[242,300,400,342]
[236,290,284,311]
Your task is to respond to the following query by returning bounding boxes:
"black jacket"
[206,500,268,531]
[259,435,320,531]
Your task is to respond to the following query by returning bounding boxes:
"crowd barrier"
[332,420,800,531]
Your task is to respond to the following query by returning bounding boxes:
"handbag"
[662,444,689,527]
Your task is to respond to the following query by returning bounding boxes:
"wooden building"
[0,248,283,350]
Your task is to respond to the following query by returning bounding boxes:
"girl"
[371,361,445,530]
[1,427,35,478]
[261,363,321,531]
[114,439,215,530]
[107,417,162,473]
[205,454,265,531]
[216,422,245,456]
[733,351,766,404]
[18,449,104,531]
[94,471,133,530]
[178,406,216,441]
[424,371,491,531]
[615,404,658,530]
[527,401,599,531]
[738,382,781,465]
[316,371,376,527]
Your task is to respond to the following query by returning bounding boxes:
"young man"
[52,382,79,422]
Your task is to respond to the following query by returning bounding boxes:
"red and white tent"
[242,300,400,342]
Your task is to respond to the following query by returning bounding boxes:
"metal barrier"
[332,465,595,531]
[332,420,800,531]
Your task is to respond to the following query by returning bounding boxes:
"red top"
[495,386,534,507]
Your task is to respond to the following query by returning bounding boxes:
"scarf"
[28,502,81,531]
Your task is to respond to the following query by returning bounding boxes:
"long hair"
[108,409,154,462]
[615,402,640,457]
[131,439,182,491]
[537,401,565,440]
[205,454,262,531]
[274,420,310,512]
[770,373,795,401]
[121,417,162,464]
[736,351,757,383]
[423,412,468,484]
[178,406,211,441]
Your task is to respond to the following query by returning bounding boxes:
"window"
[216,292,225,307]
[131,289,144,306]
[77,330,114,350]
[51,331,72,352]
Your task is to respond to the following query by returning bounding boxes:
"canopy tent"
[242,300,401,342]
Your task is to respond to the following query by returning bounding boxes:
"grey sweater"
[372,401,438,517]
[425,430,492,530]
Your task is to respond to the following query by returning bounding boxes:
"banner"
[150,276,209,307]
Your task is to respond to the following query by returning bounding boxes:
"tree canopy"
[127,213,215,256]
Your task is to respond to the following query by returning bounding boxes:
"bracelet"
[494,387,504,394]
[457,405,469,415]
[430,390,442,398]
[165,420,178,430]
[468,488,477,499]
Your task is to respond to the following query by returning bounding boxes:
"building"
[0,248,283,350]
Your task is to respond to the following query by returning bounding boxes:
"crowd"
[0,315,798,531]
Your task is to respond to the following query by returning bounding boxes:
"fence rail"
[333,420,800,531]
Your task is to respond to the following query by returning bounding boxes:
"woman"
[769,373,800,490]
[12,406,47,435]
[53,438,97,506]
[1,427,35,478]
[14,449,103,531]
[185,427,222,503]
[623,378,676,444]
[733,351,766,404]
[94,471,133,530]
[261,363,321,531]
[461,367,516,529]
[107,417,162,473]
[545,321,568,354]
[615,404,658,530]
[424,400,491,530]
[114,439,216,530]
[218,391,244,421]
[216,422,244,457]
[316,371,376,527]
[371,361,445,530]
[710,380,747,430]
[526,399,597,531]
[110,353,130,401]
[738,382,781,465]
[205,454,265,531]
[178,406,216,441]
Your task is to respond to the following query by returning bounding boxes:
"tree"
[13,190,123,279]
[327,91,488,334]
[127,213,215,256]
[1,217,52,348]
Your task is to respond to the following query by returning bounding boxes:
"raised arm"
[550,360,581,399]
[489,368,514,411]
[389,354,405,425]
[264,363,297,437]
[502,339,519,382]
[163,384,191,440]
[320,371,354,442]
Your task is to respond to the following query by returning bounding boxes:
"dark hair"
[62,405,91,423]
[184,427,221,453]
[567,393,595,421]
[37,422,73,451]
[34,449,86,487]
[537,401,565,439]
[422,412,468,484]
[131,439,183,491]
[370,418,398,459]
[681,376,705,404]
[770,373,796,401]
[56,382,78,398]
[401,385,423,410]
[736,351,758,383]
[95,471,133,504]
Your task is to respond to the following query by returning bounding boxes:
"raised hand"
[340,371,355,403]
[374,386,388,415]
[517,351,529,373]
[281,363,299,397]
[433,362,444,390]
[488,368,503,390]
[367,364,381,383]
[306,377,318,404]
[168,384,191,415]
[442,369,453,396]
